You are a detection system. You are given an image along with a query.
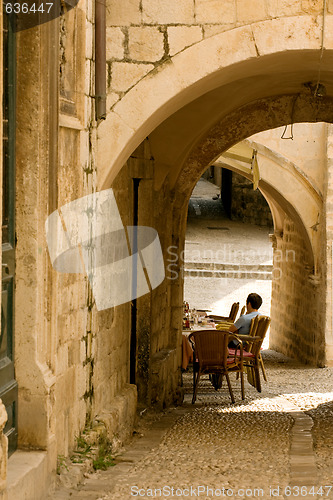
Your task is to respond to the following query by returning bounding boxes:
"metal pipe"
[130,178,140,385]
[95,0,106,121]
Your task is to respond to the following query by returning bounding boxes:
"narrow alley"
[49,181,333,500]
[4,3,333,498]
[50,352,333,500]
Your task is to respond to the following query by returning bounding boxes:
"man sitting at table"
[211,293,263,389]
[228,293,262,347]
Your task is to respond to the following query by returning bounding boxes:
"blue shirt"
[233,311,260,334]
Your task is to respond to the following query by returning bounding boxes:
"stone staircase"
[184,261,272,280]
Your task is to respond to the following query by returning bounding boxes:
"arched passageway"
[96,19,333,409]
[183,173,273,343]
[185,136,322,350]
[98,15,333,188]
[11,7,333,497]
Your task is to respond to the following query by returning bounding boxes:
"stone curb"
[275,396,319,499]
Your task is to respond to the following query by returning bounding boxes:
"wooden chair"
[189,329,245,404]
[208,302,239,323]
[235,315,271,392]
[239,305,246,317]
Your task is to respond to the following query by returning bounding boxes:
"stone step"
[184,261,272,279]
[184,268,272,280]
[185,261,273,271]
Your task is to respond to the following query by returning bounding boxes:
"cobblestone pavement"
[50,179,333,499]
[185,178,273,266]
[51,352,333,500]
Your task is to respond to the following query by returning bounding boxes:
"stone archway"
[172,95,329,267]
[98,17,333,408]
[167,102,329,368]
[98,15,333,188]
[178,133,325,366]
[109,123,327,410]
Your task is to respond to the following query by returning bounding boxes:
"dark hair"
[246,293,262,310]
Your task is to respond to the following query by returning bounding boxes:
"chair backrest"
[249,314,260,336]
[228,302,239,322]
[189,330,230,369]
[247,315,271,355]
[239,305,246,317]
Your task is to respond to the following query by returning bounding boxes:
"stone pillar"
[15,21,59,450]
[325,124,333,365]
[127,140,154,405]
[111,139,184,408]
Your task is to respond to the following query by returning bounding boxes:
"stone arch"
[103,16,333,407]
[98,15,333,189]
[213,142,323,270]
[163,100,327,366]
[172,100,327,271]
[168,123,326,366]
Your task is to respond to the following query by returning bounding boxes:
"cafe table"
[181,321,234,370]
[182,323,214,370]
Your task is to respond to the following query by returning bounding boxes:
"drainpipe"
[130,178,140,384]
[95,0,106,121]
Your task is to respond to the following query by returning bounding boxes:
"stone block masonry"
[109,143,183,410]
[104,0,329,102]
[4,2,333,499]
[230,172,273,227]
[270,218,325,366]
[128,27,165,62]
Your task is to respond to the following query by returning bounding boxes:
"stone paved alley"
[49,180,333,500]
[50,352,333,500]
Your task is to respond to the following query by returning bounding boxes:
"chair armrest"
[216,322,233,331]
[237,335,261,342]
[228,333,244,361]
[208,315,232,322]
[229,333,243,344]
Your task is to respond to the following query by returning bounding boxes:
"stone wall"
[269,218,326,366]
[230,172,273,226]
[11,0,138,495]
[105,1,329,106]
[109,142,183,410]
[14,0,97,462]
[325,124,333,365]
[91,164,137,447]
[54,0,139,461]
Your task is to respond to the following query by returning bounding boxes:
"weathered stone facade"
[202,167,273,226]
[270,219,326,366]
[230,172,273,226]
[1,1,333,498]
[111,142,183,409]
